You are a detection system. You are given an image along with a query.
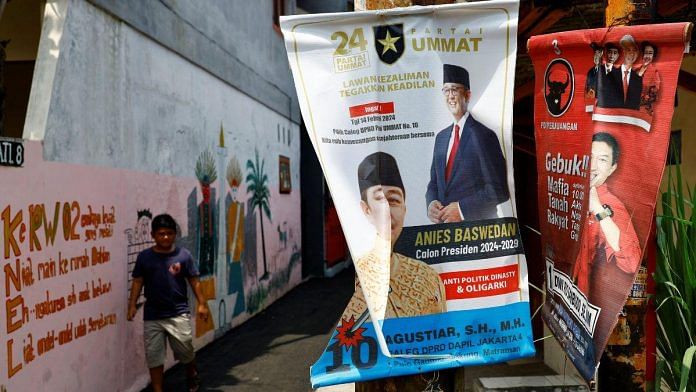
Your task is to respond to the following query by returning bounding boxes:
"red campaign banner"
[348,101,395,118]
[529,23,691,382]
[440,264,519,300]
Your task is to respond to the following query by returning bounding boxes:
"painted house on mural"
[0,0,330,390]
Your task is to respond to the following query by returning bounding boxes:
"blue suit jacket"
[426,115,509,220]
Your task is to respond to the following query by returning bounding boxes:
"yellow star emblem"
[378,30,401,55]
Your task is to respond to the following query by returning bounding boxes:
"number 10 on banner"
[324,317,378,372]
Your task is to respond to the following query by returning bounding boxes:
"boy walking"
[127,214,209,392]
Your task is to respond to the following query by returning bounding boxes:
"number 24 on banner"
[332,28,368,55]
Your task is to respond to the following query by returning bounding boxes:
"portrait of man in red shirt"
[572,132,641,350]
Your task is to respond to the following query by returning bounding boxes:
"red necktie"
[445,124,460,182]
[623,70,629,101]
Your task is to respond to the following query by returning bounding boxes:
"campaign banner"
[282,1,535,386]
[529,23,691,381]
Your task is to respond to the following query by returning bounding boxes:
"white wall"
[37,0,299,179]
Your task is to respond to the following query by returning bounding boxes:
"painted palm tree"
[246,149,272,281]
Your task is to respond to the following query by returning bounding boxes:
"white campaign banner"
[282,1,535,386]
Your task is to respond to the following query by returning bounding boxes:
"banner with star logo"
[281,1,535,387]
[374,24,405,64]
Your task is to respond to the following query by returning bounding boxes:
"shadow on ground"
[140,267,354,392]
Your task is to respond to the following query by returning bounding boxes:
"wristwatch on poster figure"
[595,204,613,221]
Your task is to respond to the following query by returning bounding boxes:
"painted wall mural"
[125,209,154,308]
[246,149,272,281]
[1,132,301,391]
[195,149,218,277]
[193,148,218,337]
[225,154,246,320]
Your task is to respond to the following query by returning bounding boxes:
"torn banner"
[282,1,534,387]
[529,23,692,381]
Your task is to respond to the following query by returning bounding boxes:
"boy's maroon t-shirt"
[132,247,200,320]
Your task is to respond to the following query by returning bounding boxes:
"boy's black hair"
[151,213,177,232]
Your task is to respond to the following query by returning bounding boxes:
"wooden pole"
[0,0,7,23]
[601,4,656,392]
[355,0,455,11]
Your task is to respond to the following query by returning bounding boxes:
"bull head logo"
[544,59,575,117]
[546,74,569,114]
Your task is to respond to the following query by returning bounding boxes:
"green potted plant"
[654,164,696,391]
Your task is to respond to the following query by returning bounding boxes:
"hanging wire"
[421,371,444,392]
[533,334,554,343]
[529,282,544,294]
[529,281,546,320]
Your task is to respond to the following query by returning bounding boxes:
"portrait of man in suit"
[584,42,604,112]
[426,64,509,223]
[604,43,620,74]
[585,42,604,100]
[597,35,643,110]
